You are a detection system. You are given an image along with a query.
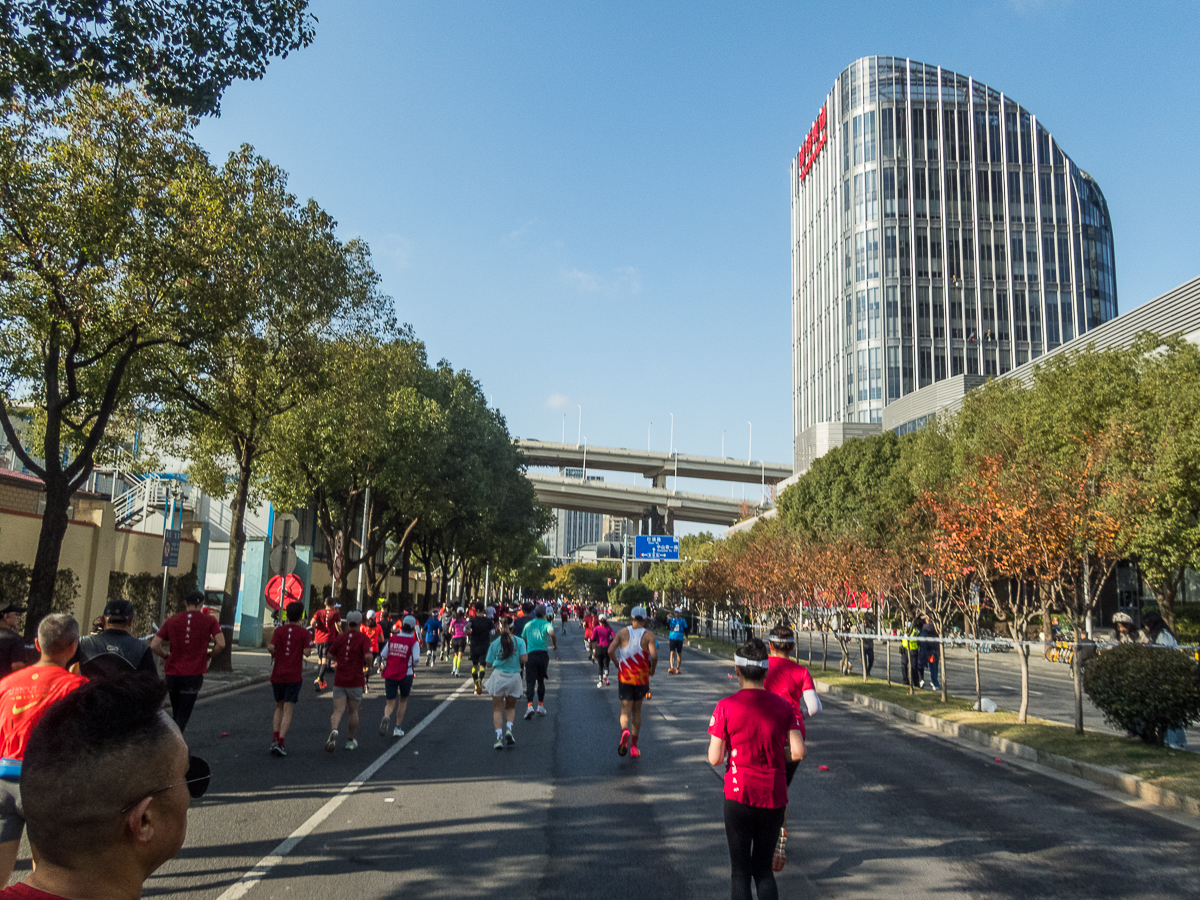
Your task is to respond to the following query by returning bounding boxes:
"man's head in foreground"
[21,676,200,895]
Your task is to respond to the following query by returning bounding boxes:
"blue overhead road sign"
[636,535,679,561]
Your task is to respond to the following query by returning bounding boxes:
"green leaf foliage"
[1083,643,1200,746]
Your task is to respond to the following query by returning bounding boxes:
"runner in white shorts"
[484,616,527,749]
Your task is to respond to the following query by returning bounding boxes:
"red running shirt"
[381,633,419,680]
[156,610,221,676]
[0,666,87,765]
[616,628,651,685]
[708,689,798,809]
[329,630,371,688]
[311,609,341,644]
[360,623,383,653]
[764,656,817,738]
[0,884,71,900]
[269,623,315,684]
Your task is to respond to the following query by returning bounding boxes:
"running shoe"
[536,705,547,716]
[275,743,287,757]
[772,828,788,872]
[393,726,405,738]
[604,676,610,686]
[345,739,358,750]
[325,730,338,753]
[316,679,327,691]
[596,679,604,688]
[630,745,641,759]
[524,704,535,720]
[494,737,504,750]
[505,729,516,747]
[379,717,390,737]
[270,741,282,756]
[618,729,632,756]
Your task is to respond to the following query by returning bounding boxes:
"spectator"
[1141,611,1188,750]
[0,614,88,884]
[0,605,26,675]
[6,676,207,900]
[919,619,940,690]
[150,591,225,732]
[1111,611,1137,644]
[77,600,157,680]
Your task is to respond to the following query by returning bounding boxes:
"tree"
[166,147,390,667]
[0,87,240,635]
[0,0,315,115]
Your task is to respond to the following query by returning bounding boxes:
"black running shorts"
[618,681,648,701]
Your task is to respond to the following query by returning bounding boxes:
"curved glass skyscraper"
[791,57,1116,461]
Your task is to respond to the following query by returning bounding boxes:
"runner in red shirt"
[310,597,341,691]
[267,601,315,756]
[325,611,372,753]
[360,610,384,696]
[0,614,87,885]
[151,591,224,732]
[707,638,805,895]
[762,623,821,871]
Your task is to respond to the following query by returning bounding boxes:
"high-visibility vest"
[901,627,919,651]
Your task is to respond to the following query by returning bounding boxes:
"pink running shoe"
[630,745,641,759]
[618,730,632,757]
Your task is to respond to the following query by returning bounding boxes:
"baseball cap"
[402,615,417,629]
[674,607,682,613]
[366,609,376,619]
[345,610,363,625]
[103,599,134,621]
[630,605,647,620]
[0,603,26,615]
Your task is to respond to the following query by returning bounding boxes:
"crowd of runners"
[0,589,819,900]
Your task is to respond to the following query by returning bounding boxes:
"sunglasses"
[120,755,211,814]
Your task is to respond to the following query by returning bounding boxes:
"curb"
[683,639,1200,820]
[199,672,273,701]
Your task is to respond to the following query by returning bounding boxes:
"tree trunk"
[1155,571,1182,632]
[821,630,828,671]
[399,541,412,609]
[807,627,813,667]
[860,638,868,682]
[886,636,891,685]
[24,478,73,639]
[939,650,947,703]
[1072,648,1084,735]
[212,460,253,672]
[973,642,982,712]
[1017,642,1031,724]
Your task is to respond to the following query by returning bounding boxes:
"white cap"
[346,610,363,625]
[674,607,682,613]
[402,615,417,629]
[631,605,647,620]
[366,609,376,619]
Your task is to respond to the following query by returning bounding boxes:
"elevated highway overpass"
[515,439,791,487]
[526,472,754,528]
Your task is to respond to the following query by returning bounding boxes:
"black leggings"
[596,647,610,678]
[165,674,204,732]
[723,797,785,900]
[525,650,549,702]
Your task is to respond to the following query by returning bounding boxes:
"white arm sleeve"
[802,688,821,717]
[378,642,389,662]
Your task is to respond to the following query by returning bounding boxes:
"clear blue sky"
[196,0,1199,514]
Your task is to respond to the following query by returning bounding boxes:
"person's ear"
[125,796,156,845]
[33,638,41,654]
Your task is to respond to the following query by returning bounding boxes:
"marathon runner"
[422,612,442,667]
[311,597,341,691]
[583,607,597,660]
[361,609,384,696]
[0,613,86,884]
[440,606,454,660]
[610,605,657,758]
[468,604,495,695]
[449,607,468,675]
[763,623,821,871]
[326,610,372,752]
[484,616,527,748]
[150,590,224,731]
[267,601,315,756]
[559,603,569,632]
[379,615,420,737]
[521,604,556,719]
[666,607,689,675]
[593,613,615,687]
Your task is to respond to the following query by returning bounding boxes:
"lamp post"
[582,438,587,481]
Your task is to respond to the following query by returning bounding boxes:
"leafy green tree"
[0,0,315,114]
[165,147,390,666]
[0,87,239,633]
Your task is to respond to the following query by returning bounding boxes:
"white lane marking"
[214,680,472,900]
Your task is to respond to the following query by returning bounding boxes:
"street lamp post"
[582,438,587,481]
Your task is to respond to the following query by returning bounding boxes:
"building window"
[1011,235,1025,281]
[870,347,882,400]
[857,290,867,340]
[885,284,899,338]
[865,169,878,221]
[853,115,863,166]
[962,231,975,279]
[883,167,896,218]
[887,345,901,398]
[930,228,943,279]
[866,229,879,279]
[857,349,868,401]
[854,173,864,223]
[1043,232,1056,282]
[867,286,880,339]
[884,226,897,276]
[855,232,866,282]
[899,225,911,278]
[881,109,894,159]
[843,121,850,172]
[913,168,926,218]
[915,230,929,279]
[864,110,876,162]
[911,107,924,159]
[926,108,939,161]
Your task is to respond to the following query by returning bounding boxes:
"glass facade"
[791,57,1117,438]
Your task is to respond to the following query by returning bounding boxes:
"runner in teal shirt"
[521,605,557,719]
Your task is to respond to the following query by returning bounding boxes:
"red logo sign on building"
[797,104,828,184]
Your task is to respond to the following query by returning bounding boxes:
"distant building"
[542,467,603,560]
[601,515,634,543]
[792,56,1117,472]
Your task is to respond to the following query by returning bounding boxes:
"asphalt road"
[12,623,1198,898]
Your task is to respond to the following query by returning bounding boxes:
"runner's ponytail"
[498,616,514,659]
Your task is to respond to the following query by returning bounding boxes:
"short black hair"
[735,637,770,682]
[22,675,175,867]
[285,601,304,622]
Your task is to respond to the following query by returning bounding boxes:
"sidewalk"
[194,648,302,700]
